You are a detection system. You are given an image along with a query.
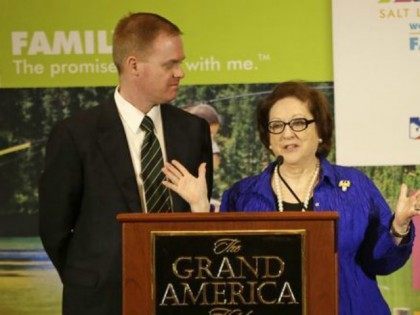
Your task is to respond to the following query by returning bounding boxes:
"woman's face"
[268,97,319,166]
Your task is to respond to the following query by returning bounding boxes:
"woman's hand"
[392,183,420,237]
[162,160,210,212]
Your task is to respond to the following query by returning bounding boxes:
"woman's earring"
[318,138,323,144]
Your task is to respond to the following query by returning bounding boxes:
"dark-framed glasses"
[268,118,315,134]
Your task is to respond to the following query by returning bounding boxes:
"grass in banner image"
[0,83,419,314]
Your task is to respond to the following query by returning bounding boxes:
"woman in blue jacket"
[163,81,420,314]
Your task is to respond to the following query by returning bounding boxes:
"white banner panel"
[333,0,420,166]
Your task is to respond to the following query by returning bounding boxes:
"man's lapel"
[96,101,141,212]
[161,105,190,212]
[161,105,181,162]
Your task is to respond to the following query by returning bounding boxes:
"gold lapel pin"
[339,180,351,192]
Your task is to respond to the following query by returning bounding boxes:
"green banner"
[0,0,332,87]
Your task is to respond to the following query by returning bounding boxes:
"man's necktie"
[140,116,172,213]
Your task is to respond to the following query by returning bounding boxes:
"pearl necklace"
[273,163,320,212]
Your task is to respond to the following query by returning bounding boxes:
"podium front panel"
[118,212,338,315]
[153,230,305,314]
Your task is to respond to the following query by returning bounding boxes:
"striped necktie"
[140,116,172,213]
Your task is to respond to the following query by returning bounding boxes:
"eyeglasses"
[268,118,315,134]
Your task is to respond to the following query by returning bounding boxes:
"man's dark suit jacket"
[39,100,213,315]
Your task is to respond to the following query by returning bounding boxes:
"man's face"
[137,33,185,106]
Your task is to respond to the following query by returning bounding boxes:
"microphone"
[276,155,284,166]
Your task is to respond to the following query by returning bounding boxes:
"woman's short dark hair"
[257,81,333,158]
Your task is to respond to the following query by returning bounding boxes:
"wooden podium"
[117,212,338,315]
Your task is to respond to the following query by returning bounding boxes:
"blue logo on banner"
[409,117,420,139]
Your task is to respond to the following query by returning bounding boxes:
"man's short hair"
[112,12,182,73]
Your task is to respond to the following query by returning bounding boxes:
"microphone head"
[276,155,284,166]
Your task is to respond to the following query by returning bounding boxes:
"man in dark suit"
[39,12,213,315]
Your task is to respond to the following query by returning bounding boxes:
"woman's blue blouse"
[220,158,415,315]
